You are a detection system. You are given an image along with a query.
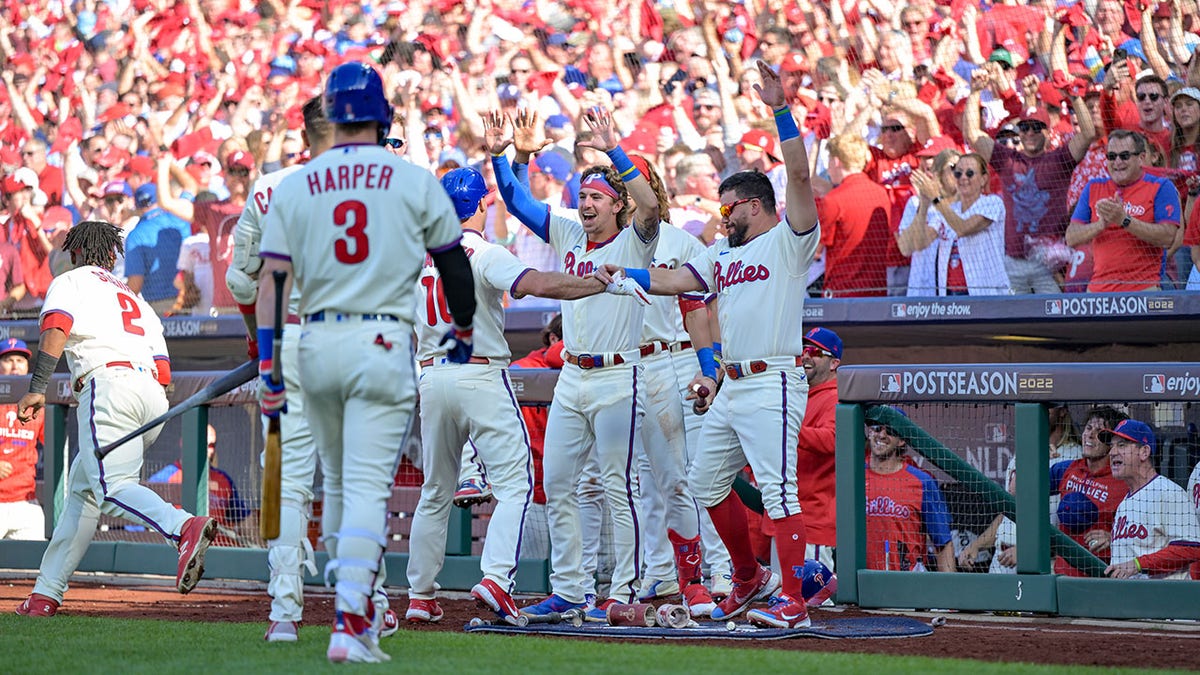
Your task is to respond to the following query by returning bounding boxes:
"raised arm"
[484,111,551,241]
[754,60,816,234]
[1066,93,1097,162]
[962,70,995,162]
[579,107,660,241]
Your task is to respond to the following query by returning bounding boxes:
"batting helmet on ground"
[796,559,838,607]
[441,167,490,221]
[1057,491,1099,534]
[323,62,392,126]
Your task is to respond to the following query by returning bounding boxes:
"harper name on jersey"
[304,164,394,195]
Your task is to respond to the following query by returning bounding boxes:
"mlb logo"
[880,373,901,393]
[891,304,906,318]
[1143,374,1166,394]
[1045,300,1062,315]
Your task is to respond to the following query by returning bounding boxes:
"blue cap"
[437,148,468,168]
[533,152,572,182]
[547,33,568,46]
[803,327,843,359]
[545,114,571,130]
[135,183,158,208]
[1100,419,1155,450]
[497,83,522,101]
[0,338,30,359]
[1057,491,1099,534]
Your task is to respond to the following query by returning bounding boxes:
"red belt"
[418,356,490,367]
[671,341,693,352]
[724,356,803,381]
[564,351,626,370]
[74,361,141,392]
[639,340,668,357]
[286,313,301,325]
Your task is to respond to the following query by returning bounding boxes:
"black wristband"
[27,350,58,395]
[1121,215,1132,229]
[931,196,942,206]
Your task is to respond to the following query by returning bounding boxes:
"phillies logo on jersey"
[1112,515,1149,541]
[1063,476,1109,503]
[563,251,595,278]
[713,260,770,293]
[866,496,911,519]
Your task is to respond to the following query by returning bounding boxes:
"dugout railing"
[836,363,1200,620]
[0,369,562,594]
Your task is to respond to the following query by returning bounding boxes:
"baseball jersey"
[259,143,463,321]
[1071,173,1180,292]
[415,229,529,361]
[642,224,706,344]
[1050,458,1128,575]
[1189,463,1200,518]
[0,404,40,502]
[40,265,168,383]
[236,164,305,314]
[547,213,657,354]
[1111,474,1200,579]
[865,463,954,572]
[684,220,819,361]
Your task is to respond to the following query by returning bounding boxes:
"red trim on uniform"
[237,302,256,316]
[677,296,705,323]
[41,310,74,337]
[154,357,171,386]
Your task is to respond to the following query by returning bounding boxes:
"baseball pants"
[0,500,45,540]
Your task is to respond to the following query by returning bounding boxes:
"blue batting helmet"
[323,62,392,126]
[440,167,489,221]
[796,559,838,607]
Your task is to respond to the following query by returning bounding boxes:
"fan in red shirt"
[795,328,841,574]
[815,135,890,297]
[865,114,921,295]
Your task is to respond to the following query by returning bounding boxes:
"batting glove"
[257,359,287,417]
[246,336,259,361]
[439,324,474,363]
[605,277,652,306]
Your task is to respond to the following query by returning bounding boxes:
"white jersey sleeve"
[643,224,706,343]
[1187,462,1200,517]
[229,165,304,309]
[1111,475,1200,579]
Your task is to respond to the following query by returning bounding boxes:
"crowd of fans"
[4,0,1200,317]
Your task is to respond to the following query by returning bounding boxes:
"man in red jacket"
[796,327,841,576]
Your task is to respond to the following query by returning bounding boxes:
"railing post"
[180,406,210,516]
[1015,403,1050,574]
[835,403,866,603]
[41,404,70,535]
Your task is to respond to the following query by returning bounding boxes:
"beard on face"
[726,218,749,247]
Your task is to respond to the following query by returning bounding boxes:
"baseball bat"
[259,270,287,542]
[94,360,257,460]
[690,383,711,415]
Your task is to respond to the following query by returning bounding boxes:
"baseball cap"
[545,114,571,131]
[620,129,656,157]
[546,33,568,47]
[803,327,843,359]
[41,206,73,232]
[268,55,297,79]
[737,129,780,161]
[103,180,134,198]
[1099,419,1155,448]
[781,53,808,74]
[0,338,31,359]
[533,152,572,182]
[135,183,158,208]
[437,148,468,168]
[497,83,521,101]
[421,94,445,114]
[1018,107,1052,128]
[225,150,255,170]
[865,405,909,432]
[3,166,38,193]
[988,47,1015,69]
[916,136,957,158]
[1172,87,1200,106]
[693,88,721,109]
[1057,491,1099,534]
[995,123,1019,139]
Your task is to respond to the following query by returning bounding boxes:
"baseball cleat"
[176,516,217,594]
[520,594,586,617]
[264,620,299,642]
[327,611,390,664]
[405,598,444,623]
[15,593,59,617]
[453,479,493,508]
[682,582,717,618]
[637,578,680,602]
[710,573,733,602]
[377,609,400,637]
[710,566,780,621]
[584,598,617,622]
[746,594,812,629]
[472,579,523,625]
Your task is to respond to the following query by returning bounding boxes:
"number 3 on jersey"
[420,276,452,326]
[334,200,369,264]
[117,292,145,336]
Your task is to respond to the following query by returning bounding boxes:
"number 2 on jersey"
[420,276,452,326]
[117,292,145,336]
[334,200,369,264]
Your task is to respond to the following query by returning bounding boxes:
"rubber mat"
[463,615,934,640]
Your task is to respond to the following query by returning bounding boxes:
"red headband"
[580,173,619,199]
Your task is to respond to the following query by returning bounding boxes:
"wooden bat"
[259,270,287,542]
[93,361,257,460]
[690,383,711,415]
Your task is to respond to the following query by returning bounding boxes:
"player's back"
[264,144,462,323]
[41,265,167,380]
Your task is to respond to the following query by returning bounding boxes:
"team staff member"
[489,107,662,619]
[15,221,217,618]
[1103,420,1200,579]
[1067,130,1180,292]
[796,327,841,573]
[597,61,821,628]
[257,62,476,664]
[0,339,44,541]
[406,167,647,626]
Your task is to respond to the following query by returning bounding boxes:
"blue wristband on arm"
[712,341,722,362]
[606,147,641,182]
[256,327,275,364]
[774,106,800,142]
[624,267,651,291]
[696,347,719,381]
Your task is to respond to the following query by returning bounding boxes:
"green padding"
[1057,577,1200,619]
[864,405,1108,578]
[857,570,1057,613]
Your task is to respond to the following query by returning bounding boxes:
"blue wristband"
[696,347,719,381]
[606,147,641,182]
[774,106,800,142]
[256,327,275,365]
[624,267,651,291]
[712,341,722,362]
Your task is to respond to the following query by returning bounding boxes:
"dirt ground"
[3,576,1198,670]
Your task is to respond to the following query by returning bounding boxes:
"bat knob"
[696,385,710,398]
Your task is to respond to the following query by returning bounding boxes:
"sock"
[772,513,808,599]
[705,493,759,581]
[668,529,704,586]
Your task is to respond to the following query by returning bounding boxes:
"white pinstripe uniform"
[31,267,188,603]
[1110,475,1200,580]
[683,221,820,520]
[407,229,534,600]
[259,143,462,618]
[543,211,657,605]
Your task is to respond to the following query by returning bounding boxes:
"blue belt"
[305,311,401,322]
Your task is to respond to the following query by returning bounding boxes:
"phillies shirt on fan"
[193,199,246,311]
[865,463,954,571]
[1049,458,1129,576]
[866,146,917,270]
[1071,172,1179,292]
[0,404,41,503]
[1110,474,1200,580]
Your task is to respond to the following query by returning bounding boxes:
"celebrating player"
[488,106,662,618]
[14,221,217,618]
[255,62,476,664]
[406,166,649,626]
[594,61,821,628]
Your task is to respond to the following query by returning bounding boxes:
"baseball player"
[487,107,661,618]
[14,221,217,618]
[256,62,476,664]
[1103,420,1200,579]
[406,166,648,626]
[0,339,45,541]
[594,62,822,628]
